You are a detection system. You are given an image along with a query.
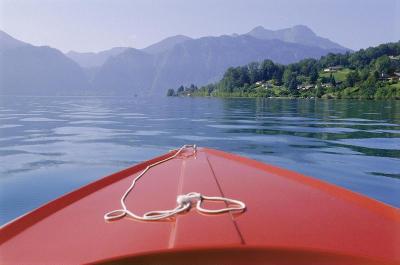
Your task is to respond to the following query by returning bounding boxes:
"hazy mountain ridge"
[0,31,89,95]
[246,25,348,50]
[0,26,350,95]
[92,48,155,95]
[92,34,348,95]
[66,47,128,68]
[65,35,192,68]
[0,31,30,50]
[66,25,348,70]
[142,35,192,54]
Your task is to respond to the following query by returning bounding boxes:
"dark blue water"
[0,96,399,224]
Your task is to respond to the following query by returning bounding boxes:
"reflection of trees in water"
[218,98,400,158]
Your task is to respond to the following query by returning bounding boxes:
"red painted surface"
[0,148,399,265]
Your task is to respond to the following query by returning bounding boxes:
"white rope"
[104,144,246,222]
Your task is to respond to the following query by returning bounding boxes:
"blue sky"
[0,0,399,52]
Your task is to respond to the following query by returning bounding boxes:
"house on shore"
[380,72,400,81]
[323,66,343,73]
[255,81,273,89]
[297,84,314,90]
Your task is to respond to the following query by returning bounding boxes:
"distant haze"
[0,0,399,52]
[0,25,350,96]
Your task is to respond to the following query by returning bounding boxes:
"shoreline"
[170,95,400,100]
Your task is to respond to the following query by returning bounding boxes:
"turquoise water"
[0,96,399,224]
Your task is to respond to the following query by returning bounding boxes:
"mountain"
[92,34,347,95]
[150,35,338,94]
[67,35,191,69]
[0,31,89,95]
[92,48,155,95]
[0,31,29,50]
[142,35,192,54]
[246,25,348,50]
[0,25,350,96]
[66,47,128,68]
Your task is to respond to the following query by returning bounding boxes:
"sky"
[0,0,399,53]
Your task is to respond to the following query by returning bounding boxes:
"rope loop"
[104,145,246,222]
[104,209,126,221]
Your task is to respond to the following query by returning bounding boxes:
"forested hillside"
[169,42,400,99]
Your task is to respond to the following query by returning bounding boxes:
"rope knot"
[177,192,201,205]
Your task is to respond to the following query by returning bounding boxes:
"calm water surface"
[0,96,399,224]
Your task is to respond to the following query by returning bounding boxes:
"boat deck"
[0,148,399,264]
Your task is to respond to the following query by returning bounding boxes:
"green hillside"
[168,42,400,100]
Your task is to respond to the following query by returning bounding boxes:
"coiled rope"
[104,144,246,222]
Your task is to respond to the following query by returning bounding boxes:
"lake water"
[0,96,399,224]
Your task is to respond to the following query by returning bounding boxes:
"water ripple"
[0,96,399,225]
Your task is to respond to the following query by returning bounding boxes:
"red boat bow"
[0,147,399,264]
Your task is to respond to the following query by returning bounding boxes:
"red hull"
[0,148,399,264]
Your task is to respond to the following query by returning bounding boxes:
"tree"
[298,58,317,76]
[273,65,284,85]
[219,67,236,92]
[315,82,324,98]
[247,62,260,84]
[166,89,175,96]
[310,68,319,84]
[345,71,360,87]
[330,74,336,86]
[260,60,275,81]
[360,74,377,99]
[374,55,391,75]
[288,79,298,91]
[177,85,184,93]
[282,68,299,95]
[189,84,197,91]
[238,67,250,87]
[283,69,294,87]
[219,67,247,92]
[320,76,330,84]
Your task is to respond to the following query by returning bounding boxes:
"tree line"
[167,41,400,99]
